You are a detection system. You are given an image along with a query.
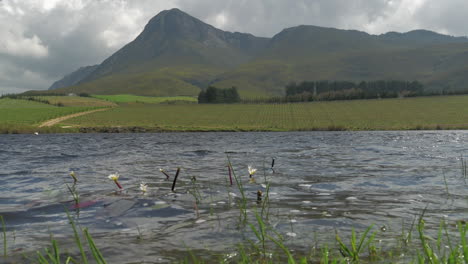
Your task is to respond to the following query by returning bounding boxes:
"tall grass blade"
[66,210,88,264]
[1,215,6,257]
[83,228,106,264]
[458,222,468,263]
[267,234,296,264]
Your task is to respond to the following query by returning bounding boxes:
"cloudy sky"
[0,0,467,94]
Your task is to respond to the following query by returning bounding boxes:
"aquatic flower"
[108,173,119,181]
[108,173,123,189]
[248,165,257,177]
[140,183,148,193]
[70,171,78,183]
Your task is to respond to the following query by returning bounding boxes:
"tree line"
[284,80,424,102]
[198,86,241,104]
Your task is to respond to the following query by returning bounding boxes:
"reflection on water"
[1,131,468,262]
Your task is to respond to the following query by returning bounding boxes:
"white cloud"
[0,31,49,58]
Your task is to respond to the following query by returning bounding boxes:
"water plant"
[227,158,248,224]
[228,165,233,186]
[159,168,171,180]
[461,155,467,183]
[66,184,80,208]
[248,165,257,183]
[172,168,181,192]
[69,171,78,183]
[139,182,148,194]
[108,173,123,189]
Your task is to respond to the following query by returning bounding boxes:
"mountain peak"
[142,8,208,38]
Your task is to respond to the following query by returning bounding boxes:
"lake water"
[1,131,468,262]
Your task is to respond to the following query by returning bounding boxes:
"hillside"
[48,9,468,97]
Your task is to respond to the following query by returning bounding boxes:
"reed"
[172,168,181,192]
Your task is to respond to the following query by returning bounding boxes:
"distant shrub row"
[284,80,424,102]
[198,86,241,104]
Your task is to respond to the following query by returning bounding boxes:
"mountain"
[210,26,468,96]
[49,65,98,90]
[49,9,468,97]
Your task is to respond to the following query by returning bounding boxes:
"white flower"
[108,173,119,181]
[248,165,257,176]
[140,183,148,193]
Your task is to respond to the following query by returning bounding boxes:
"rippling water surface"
[1,131,468,262]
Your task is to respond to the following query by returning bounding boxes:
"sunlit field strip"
[33,96,116,107]
[92,94,197,104]
[62,95,468,131]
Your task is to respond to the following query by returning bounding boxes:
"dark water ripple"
[1,131,468,262]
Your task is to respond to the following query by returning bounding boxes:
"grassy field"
[0,98,100,133]
[61,95,468,131]
[92,94,197,104]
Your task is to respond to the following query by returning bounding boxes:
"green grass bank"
[2,95,468,133]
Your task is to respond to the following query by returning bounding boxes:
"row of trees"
[198,86,241,104]
[285,80,425,101]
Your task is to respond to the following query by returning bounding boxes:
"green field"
[92,94,197,104]
[61,95,468,131]
[0,98,100,133]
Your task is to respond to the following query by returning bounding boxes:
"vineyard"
[62,95,468,131]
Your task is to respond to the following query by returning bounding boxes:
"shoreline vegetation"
[2,94,468,134]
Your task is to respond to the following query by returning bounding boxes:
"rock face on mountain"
[49,8,468,97]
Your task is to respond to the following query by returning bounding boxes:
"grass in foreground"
[92,94,197,104]
[63,95,468,131]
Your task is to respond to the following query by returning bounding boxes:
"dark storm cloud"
[0,0,466,94]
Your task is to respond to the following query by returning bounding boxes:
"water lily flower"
[140,183,148,193]
[108,173,123,189]
[248,165,257,177]
[70,171,78,183]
